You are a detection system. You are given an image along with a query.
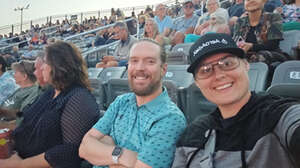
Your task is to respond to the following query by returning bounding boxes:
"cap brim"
[187,47,245,73]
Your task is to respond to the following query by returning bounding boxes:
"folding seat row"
[88,66,127,112]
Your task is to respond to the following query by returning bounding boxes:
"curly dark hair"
[45,41,91,91]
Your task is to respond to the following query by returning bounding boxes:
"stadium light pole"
[14,4,30,33]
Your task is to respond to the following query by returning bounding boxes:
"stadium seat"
[88,68,103,79]
[164,64,194,88]
[267,61,300,98]
[267,83,300,99]
[167,43,193,64]
[98,66,127,83]
[248,62,269,92]
[179,83,216,124]
[280,30,300,58]
[89,78,106,111]
[106,78,130,108]
[163,80,180,105]
[269,61,300,85]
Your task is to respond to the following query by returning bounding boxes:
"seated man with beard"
[79,39,187,168]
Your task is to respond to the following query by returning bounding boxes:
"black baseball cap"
[187,33,245,73]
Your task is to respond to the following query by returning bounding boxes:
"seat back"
[106,78,131,108]
[179,83,216,124]
[167,43,193,64]
[267,83,300,99]
[266,61,300,99]
[270,61,300,85]
[163,80,179,105]
[280,30,300,58]
[89,78,106,111]
[98,66,127,83]
[88,68,103,79]
[248,62,269,92]
[164,64,194,88]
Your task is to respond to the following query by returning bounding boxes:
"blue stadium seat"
[267,61,300,99]
[248,62,269,92]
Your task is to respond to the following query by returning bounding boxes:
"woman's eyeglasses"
[195,55,241,79]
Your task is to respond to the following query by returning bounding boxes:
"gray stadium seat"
[106,78,130,108]
[248,62,269,92]
[179,83,216,124]
[267,61,300,98]
[163,80,180,105]
[88,68,103,79]
[89,78,106,111]
[270,61,300,85]
[99,66,127,83]
[267,83,300,99]
[280,30,300,58]
[168,43,193,64]
[164,64,194,88]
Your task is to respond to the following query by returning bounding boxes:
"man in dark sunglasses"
[172,33,300,168]
[170,0,199,45]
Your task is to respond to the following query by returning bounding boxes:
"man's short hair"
[113,21,128,32]
[130,38,167,64]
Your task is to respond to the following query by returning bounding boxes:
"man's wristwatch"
[112,146,123,164]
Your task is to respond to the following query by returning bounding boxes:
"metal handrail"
[0,39,30,51]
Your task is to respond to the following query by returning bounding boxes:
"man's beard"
[129,76,162,96]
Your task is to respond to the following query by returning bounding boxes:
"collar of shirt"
[126,87,170,114]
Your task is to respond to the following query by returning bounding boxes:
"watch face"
[112,146,122,156]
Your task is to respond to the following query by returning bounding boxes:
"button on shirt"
[93,88,187,168]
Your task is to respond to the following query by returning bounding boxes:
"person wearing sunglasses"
[170,0,199,45]
[172,33,300,167]
[0,60,40,130]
